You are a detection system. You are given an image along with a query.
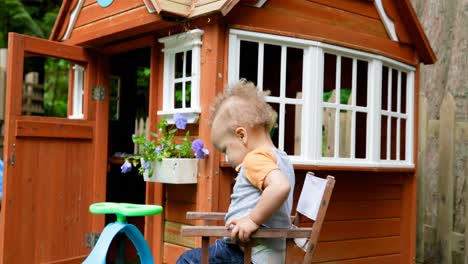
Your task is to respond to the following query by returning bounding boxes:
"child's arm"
[225,169,291,242]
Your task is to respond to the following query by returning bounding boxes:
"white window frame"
[228,31,309,160]
[320,53,369,161]
[158,29,203,123]
[228,29,415,168]
[378,65,414,166]
[68,64,84,119]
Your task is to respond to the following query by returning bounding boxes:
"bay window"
[228,29,415,168]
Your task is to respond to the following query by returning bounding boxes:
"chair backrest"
[287,172,335,264]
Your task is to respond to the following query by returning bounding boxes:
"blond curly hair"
[209,79,277,132]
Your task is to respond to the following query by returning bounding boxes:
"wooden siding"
[163,243,191,264]
[143,41,165,264]
[265,0,388,39]
[65,3,170,46]
[75,0,145,28]
[0,33,108,263]
[155,21,227,262]
[297,172,406,263]
[307,0,380,19]
[15,138,94,262]
[165,185,197,225]
[213,170,411,263]
[225,0,418,65]
[84,0,97,7]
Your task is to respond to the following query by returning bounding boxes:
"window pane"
[185,81,191,108]
[284,104,301,155]
[390,117,397,160]
[136,66,150,118]
[175,52,184,78]
[44,58,71,117]
[286,47,303,99]
[401,72,407,114]
[381,66,389,110]
[356,60,368,107]
[174,82,183,108]
[323,53,337,103]
[263,44,281,97]
[322,107,336,157]
[239,40,258,84]
[186,50,192,77]
[22,57,72,117]
[340,56,353,105]
[381,115,388,160]
[401,118,406,160]
[269,103,280,147]
[355,112,367,159]
[391,69,398,112]
[338,109,352,158]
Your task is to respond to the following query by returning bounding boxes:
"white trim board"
[374,0,399,42]
[62,0,85,41]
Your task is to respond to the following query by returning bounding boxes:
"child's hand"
[225,215,259,243]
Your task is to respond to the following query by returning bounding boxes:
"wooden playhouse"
[0,0,436,263]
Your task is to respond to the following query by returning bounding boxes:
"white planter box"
[143,158,198,184]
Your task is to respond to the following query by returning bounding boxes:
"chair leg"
[243,243,251,264]
[201,237,209,264]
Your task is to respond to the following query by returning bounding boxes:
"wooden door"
[0,33,108,263]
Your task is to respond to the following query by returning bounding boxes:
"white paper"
[296,175,327,221]
[293,236,309,252]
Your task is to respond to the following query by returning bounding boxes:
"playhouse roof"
[50,0,435,64]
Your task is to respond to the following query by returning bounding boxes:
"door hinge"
[92,86,105,100]
[85,232,100,248]
[9,152,15,166]
[9,143,16,166]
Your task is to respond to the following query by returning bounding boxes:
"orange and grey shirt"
[224,147,295,252]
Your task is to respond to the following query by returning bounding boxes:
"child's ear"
[235,127,247,144]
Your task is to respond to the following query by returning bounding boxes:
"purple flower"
[174,113,187,130]
[195,148,210,159]
[155,146,162,154]
[121,161,132,173]
[192,139,209,159]
[192,139,204,151]
[142,161,152,170]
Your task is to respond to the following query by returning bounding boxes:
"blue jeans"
[176,239,244,264]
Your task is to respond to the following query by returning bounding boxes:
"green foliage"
[323,88,351,104]
[136,67,150,87]
[321,88,352,156]
[43,58,69,117]
[0,0,44,47]
[1,0,65,116]
[0,0,61,48]
[135,67,150,119]
[175,82,191,107]
[128,118,195,177]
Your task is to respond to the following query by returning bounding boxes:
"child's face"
[211,124,248,168]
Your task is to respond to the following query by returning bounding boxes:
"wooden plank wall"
[298,171,407,263]
[163,184,198,262]
[225,0,417,65]
[65,0,167,45]
[3,134,95,262]
[158,21,227,263]
[168,168,410,263]
[76,0,145,29]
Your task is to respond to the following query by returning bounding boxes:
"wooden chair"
[181,172,335,264]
